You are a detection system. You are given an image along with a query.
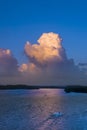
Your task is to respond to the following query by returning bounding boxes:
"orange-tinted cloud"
[19,32,87,85]
[24,32,67,67]
[0,33,87,85]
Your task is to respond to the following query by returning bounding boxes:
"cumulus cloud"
[24,32,67,67]
[0,48,19,76]
[0,32,87,85]
[19,32,87,85]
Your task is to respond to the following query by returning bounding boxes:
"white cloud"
[19,32,87,85]
[24,32,67,66]
[0,32,87,85]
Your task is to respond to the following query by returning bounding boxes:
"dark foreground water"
[0,89,87,130]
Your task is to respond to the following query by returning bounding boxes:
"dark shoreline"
[64,85,87,93]
[0,85,65,90]
[0,85,87,93]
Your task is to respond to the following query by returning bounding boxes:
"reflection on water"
[0,88,64,96]
[0,89,87,130]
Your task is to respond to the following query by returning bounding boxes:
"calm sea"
[0,89,87,130]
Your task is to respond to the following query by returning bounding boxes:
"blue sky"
[0,0,87,64]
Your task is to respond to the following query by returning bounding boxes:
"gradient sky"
[0,0,87,64]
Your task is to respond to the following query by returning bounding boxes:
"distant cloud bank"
[0,48,18,76]
[0,32,87,85]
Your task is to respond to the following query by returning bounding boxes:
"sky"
[0,0,87,85]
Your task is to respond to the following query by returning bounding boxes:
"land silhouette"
[0,84,65,90]
[0,84,87,93]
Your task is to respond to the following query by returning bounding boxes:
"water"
[0,89,87,130]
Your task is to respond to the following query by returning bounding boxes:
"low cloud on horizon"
[0,32,87,86]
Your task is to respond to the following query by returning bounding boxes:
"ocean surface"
[0,89,87,130]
